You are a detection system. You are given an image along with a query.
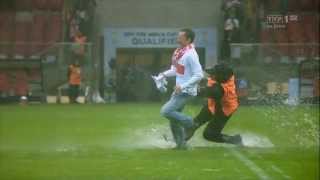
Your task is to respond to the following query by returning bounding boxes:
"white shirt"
[162,47,204,96]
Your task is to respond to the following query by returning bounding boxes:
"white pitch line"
[271,165,291,179]
[228,148,271,180]
[247,150,291,180]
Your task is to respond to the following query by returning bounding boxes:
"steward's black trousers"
[194,105,232,143]
[195,83,236,144]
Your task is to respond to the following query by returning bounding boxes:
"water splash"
[241,132,274,148]
[254,96,319,148]
[113,124,275,149]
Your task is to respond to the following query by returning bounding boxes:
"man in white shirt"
[224,16,239,42]
[158,29,204,149]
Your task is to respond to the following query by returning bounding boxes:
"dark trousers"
[69,84,80,103]
[194,104,235,143]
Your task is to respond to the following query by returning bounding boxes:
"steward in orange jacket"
[185,64,242,145]
[68,61,81,103]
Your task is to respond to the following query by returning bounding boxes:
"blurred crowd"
[221,0,243,60]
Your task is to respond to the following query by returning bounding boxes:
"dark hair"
[207,63,234,83]
[180,28,195,43]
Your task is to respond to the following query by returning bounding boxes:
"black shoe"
[173,143,190,150]
[229,134,243,146]
[185,124,198,141]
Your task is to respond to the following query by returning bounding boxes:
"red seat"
[287,19,306,43]
[260,28,274,57]
[14,70,29,96]
[289,14,319,57]
[16,0,32,11]
[0,1,15,11]
[28,68,41,81]
[303,15,319,42]
[306,44,319,57]
[33,0,48,10]
[33,0,64,11]
[45,14,62,44]
[287,19,307,57]
[260,28,273,43]
[275,29,289,43]
[49,0,64,11]
[0,13,14,58]
[303,21,318,57]
[315,0,320,11]
[267,0,281,11]
[275,29,289,56]
[288,0,318,11]
[303,14,319,57]
[289,45,307,57]
[300,0,315,10]
[14,21,32,58]
[0,71,9,92]
[288,0,301,11]
[30,15,47,56]
[287,19,305,57]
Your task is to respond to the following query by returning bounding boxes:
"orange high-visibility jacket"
[69,65,81,85]
[207,75,239,116]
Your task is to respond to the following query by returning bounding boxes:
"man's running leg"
[161,93,193,148]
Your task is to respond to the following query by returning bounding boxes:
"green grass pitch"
[0,103,319,180]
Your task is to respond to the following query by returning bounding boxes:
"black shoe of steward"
[229,134,243,146]
[185,123,199,141]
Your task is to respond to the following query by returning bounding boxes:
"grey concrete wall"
[95,0,222,33]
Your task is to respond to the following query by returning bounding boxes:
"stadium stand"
[0,12,14,59]
[30,14,46,57]
[45,14,62,44]
[1,0,96,102]
[14,19,32,59]
[33,0,48,10]
[0,71,9,93]
[14,70,29,96]
[0,0,64,100]
[15,0,32,11]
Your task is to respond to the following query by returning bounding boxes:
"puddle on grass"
[112,123,275,149]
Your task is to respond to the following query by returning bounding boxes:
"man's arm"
[161,65,176,78]
[180,55,204,89]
